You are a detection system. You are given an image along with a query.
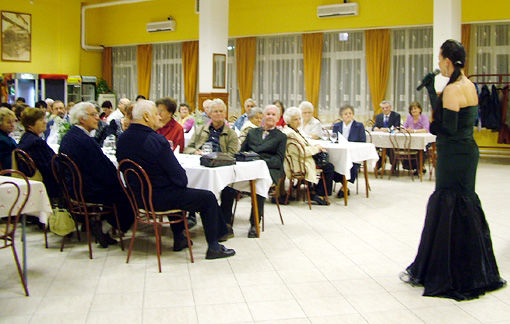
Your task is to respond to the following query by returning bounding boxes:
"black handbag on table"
[313,151,329,168]
[234,151,260,162]
[200,152,236,167]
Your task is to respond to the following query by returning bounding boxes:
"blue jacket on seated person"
[59,125,134,232]
[332,120,367,183]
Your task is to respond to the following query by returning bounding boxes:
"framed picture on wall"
[1,11,32,62]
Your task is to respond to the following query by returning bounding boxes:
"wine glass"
[330,132,338,143]
[321,129,330,142]
[103,135,116,154]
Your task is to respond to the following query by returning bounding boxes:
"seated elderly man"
[116,100,235,259]
[298,101,323,140]
[183,98,239,237]
[233,98,256,131]
[184,98,238,156]
[239,107,263,144]
[237,104,287,237]
[282,107,334,205]
[59,102,134,248]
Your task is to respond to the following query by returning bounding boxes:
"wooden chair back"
[12,149,43,181]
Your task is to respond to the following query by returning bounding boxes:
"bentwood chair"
[12,149,52,248]
[284,138,329,209]
[117,159,194,272]
[0,169,30,296]
[388,128,420,181]
[52,153,124,259]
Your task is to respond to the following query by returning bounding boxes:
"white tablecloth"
[369,131,436,150]
[0,176,53,224]
[176,154,273,199]
[313,141,379,180]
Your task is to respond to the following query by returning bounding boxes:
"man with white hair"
[201,99,212,124]
[59,102,134,247]
[116,100,235,259]
[107,97,130,123]
[233,98,256,131]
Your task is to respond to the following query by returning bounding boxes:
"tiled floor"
[1,158,510,324]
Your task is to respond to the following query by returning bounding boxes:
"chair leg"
[11,242,29,296]
[182,212,194,263]
[84,217,93,259]
[320,173,330,205]
[305,181,312,210]
[44,225,49,249]
[112,205,124,251]
[126,221,138,264]
[273,190,284,226]
[408,157,415,181]
[388,157,397,180]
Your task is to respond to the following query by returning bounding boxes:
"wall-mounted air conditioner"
[317,2,359,18]
[146,19,176,32]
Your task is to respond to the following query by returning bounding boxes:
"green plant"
[96,78,111,94]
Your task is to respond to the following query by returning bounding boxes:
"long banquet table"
[313,140,379,206]
[368,131,436,181]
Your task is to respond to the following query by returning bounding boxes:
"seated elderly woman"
[332,104,367,198]
[282,107,334,205]
[177,103,194,133]
[403,101,430,174]
[0,107,17,170]
[239,107,263,143]
[156,97,185,152]
[17,107,59,198]
[298,101,323,140]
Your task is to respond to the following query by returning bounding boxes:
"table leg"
[419,151,423,182]
[343,175,348,206]
[363,161,370,198]
[249,180,260,238]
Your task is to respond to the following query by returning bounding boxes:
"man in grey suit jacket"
[372,100,401,132]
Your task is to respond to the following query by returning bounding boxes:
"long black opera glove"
[431,108,459,136]
[422,73,439,109]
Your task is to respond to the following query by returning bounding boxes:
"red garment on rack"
[497,86,510,144]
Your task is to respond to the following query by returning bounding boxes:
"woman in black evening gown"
[401,40,505,301]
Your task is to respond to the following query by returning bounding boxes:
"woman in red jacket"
[156,97,184,152]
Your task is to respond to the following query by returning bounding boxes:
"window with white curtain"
[319,31,370,123]
[112,46,138,101]
[150,43,185,103]
[390,27,433,114]
[252,35,305,110]
[473,23,510,78]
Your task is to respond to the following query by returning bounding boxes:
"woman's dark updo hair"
[432,39,466,123]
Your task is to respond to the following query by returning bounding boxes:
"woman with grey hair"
[239,107,264,143]
[0,107,17,169]
[298,101,323,139]
[281,107,334,205]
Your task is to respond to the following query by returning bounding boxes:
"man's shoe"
[187,213,197,229]
[206,244,235,260]
[105,233,118,245]
[91,222,109,248]
[173,239,193,252]
[312,195,328,205]
[218,225,234,242]
[248,226,258,238]
[336,189,350,198]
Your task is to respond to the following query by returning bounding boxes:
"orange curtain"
[137,44,152,99]
[302,33,323,118]
[102,47,112,89]
[461,24,471,75]
[365,29,390,117]
[235,37,256,114]
[182,41,199,112]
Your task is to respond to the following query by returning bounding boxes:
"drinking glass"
[103,135,116,154]
[330,132,338,143]
[322,129,330,141]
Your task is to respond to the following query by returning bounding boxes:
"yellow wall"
[2,0,510,81]
[0,0,98,76]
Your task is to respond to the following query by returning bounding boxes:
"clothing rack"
[468,74,510,86]
[468,73,510,155]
